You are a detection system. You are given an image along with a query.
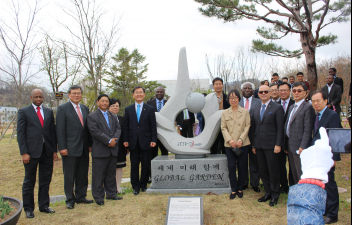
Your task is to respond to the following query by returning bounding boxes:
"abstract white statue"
[156,47,223,158]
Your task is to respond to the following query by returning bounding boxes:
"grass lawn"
[0,131,351,225]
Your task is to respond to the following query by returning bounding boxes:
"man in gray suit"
[240,82,262,193]
[87,94,122,205]
[56,85,93,209]
[285,82,316,184]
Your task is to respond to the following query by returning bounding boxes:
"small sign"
[55,92,64,100]
[165,197,203,225]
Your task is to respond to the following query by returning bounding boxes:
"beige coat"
[221,106,251,148]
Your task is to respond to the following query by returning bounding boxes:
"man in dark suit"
[252,85,285,207]
[123,86,157,195]
[277,82,295,193]
[87,94,122,205]
[329,68,344,93]
[240,82,262,193]
[176,109,195,138]
[17,89,57,218]
[322,75,343,114]
[285,82,316,185]
[211,77,230,154]
[272,73,283,85]
[56,85,93,209]
[147,86,168,156]
[311,91,342,224]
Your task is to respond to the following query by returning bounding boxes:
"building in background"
[0,107,18,123]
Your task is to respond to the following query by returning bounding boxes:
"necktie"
[76,105,84,127]
[37,107,44,127]
[103,112,110,129]
[158,101,162,112]
[287,105,298,137]
[282,101,287,113]
[315,113,321,132]
[260,104,266,121]
[245,99,250,111]
[184,109,188,120]
[137,104,141,122]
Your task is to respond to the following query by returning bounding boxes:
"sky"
[1,0,351,90]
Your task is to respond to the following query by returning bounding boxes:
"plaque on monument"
[165,197,203,225]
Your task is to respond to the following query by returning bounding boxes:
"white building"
[157,79,210,97]
[0,107,18,123]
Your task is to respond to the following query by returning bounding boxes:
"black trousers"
[288,148,302,185]
[130,141,151,190]
[150,140,168,179]
[62,152,89,204]
[245,145,261,188]
[22,145,53,212]
[92,155,117,203]
[180,120,194,138]
[279,151,295,188]
[325,166,339,220]
[210,132,225,154]
[257,148,281,199]
[225,147,249,192]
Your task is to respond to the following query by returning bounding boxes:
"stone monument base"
[147,155,231,195]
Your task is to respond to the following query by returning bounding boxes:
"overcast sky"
[1,0,351,90]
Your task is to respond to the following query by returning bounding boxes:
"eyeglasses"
[292,89,305,93]
[271,89,278,92]
[259,91,270,94]
[229,97,239,101]
[279,89,290,93]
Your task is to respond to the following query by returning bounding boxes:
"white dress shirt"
[260,99,271,114]
[327,83,333,93]
[242,96,253,111]
[135,102,144,112]
[32,104,44,120]
[183,109,191,120]
[71,101,83,116]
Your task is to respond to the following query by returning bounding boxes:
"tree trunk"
[300,32,318,92]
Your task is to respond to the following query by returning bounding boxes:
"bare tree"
[59,0,120,100]
[0,0,42,108]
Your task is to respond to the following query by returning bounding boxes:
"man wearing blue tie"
[123,86,157,195]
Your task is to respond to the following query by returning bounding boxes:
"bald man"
[17,89,58,218]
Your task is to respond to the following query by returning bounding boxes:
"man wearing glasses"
[270,84,281,102]
[284,82,316,185]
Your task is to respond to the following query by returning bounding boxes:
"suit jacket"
[87,110,121,158]
[284,101,315,152]
[222,93,231,109]
[123,103,157,150]
[221,106,251,148]
[277,99,296,151]
[321,85,342,113]
[146,99,168,112]
[239,97,261,143]
[252,101,285,150]
[176,110,195,127]
[312,108,342,161]
[56,102,92,157]
[253,89,260,99]
[334,76,344,93]
[17,105,57,158]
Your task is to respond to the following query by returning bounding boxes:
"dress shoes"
[280,187,289,194]
[133,189,140,196]
[25,211,35,219]
[253,187,261,193]
[40,207,55,214]
[269,198,279,207]
[324,217,338,224]
[96,201,104,206]
[258,195,272,203]
[141,188,147,192]
[107,196,123,201]
[242,185,249,190]
[230,193,236,200]
[237,192,244,199]
[66,203,75,209]
[76,198,94,204]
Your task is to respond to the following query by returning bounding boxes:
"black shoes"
[324,217,338,224]
[237,192,244,199]
[25,211,35,218]
[107,196,123,201]
[253,187,261,193]
[280,187,289,194]
[133,189,140,195]
[258,195,272,203]
[230,193,236,200]
[243,185,249,190]
[40,207,55,214]
[66,202,75,209]
[96,201,104,206]
[269,198,279,207]
[76,198,94,204]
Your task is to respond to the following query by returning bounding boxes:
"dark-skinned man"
[329,68,344,93]
[239,82,262,192]
[17,89,58,218]
[322,75,342,115]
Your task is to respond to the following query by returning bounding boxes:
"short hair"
[97,94,110,103]
[133,86,145,93]
[312,91,328,101]
[330,68,337,72]
[278,82,291,90]
[264,80,269,84]
[68,85,83,94]
[297,72,304,76]
[292,82,308,91]
[270,83,278,88]
[289,76,295,79]
[282,77,289,80]
[202,93,208,97]
[272,73,279,77]
[227,89,241,102]
[212,77,224,85]
[260,81,266,85]
[110,98,121,107]
[241,82,255,90]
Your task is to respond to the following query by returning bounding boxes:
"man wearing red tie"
[17,89,58,218]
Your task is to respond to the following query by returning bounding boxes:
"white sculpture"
[156,47,223,158]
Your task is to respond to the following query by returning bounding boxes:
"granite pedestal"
[147,155,231,195]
